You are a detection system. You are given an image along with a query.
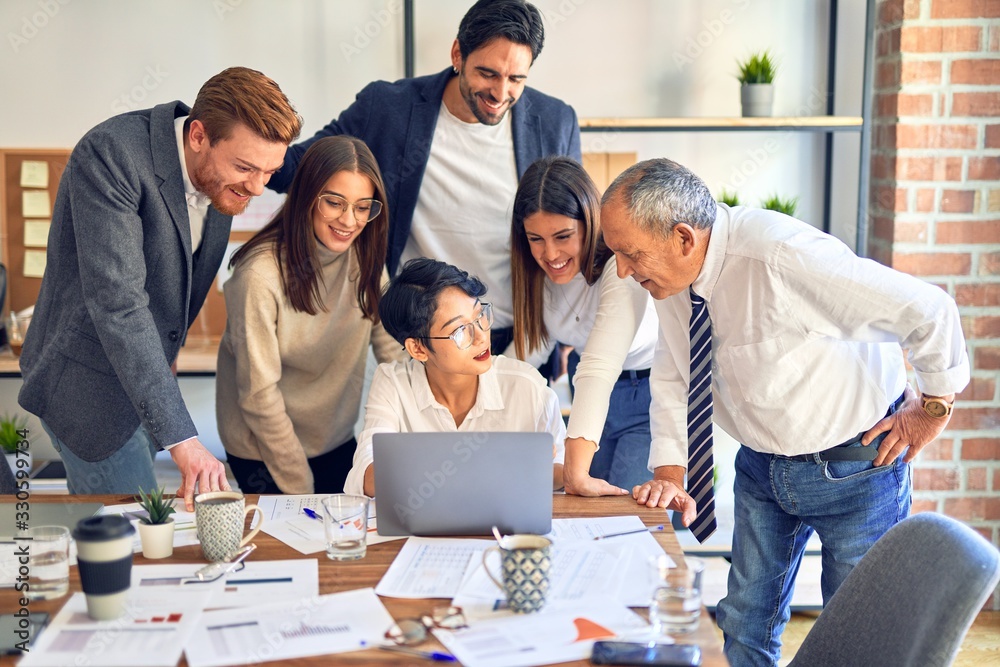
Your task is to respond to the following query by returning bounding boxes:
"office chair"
[790,512,1000,667]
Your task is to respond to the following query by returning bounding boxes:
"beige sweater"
[216,241,401,493]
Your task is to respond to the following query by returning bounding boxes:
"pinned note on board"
[20,160,49,188]
[22,190,50,218]
[24,220,51,247]
[23,249,47,278]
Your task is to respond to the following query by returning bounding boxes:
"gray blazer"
[18,101,232,461]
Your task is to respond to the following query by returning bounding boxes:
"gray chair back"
[790,512,1000,667]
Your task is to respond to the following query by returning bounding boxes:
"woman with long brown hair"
[509,156,658,496]
[216,136,402,494]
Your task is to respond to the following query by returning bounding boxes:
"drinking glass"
[26,525,70,600]
[649,554,705,635]
[322,494,370,561]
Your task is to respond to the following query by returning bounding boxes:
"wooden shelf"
[579,116,864,132]
[0,336,222,377]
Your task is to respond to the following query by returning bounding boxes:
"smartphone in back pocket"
[591,640,702,666]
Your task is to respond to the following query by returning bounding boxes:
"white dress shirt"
[503,255,658,445]
[174,115,209,251]
[344,355,566,497]
[649,205,970,468]
[399,102,518,327]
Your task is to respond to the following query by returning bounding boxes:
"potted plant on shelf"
[737,50,778,117]
[761,194,799,217]
[0,413,30,475]
[718,189,741,207]
[134,486,177,559]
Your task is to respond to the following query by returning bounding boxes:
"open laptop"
[372,432,553,536]
[0,502,104,539]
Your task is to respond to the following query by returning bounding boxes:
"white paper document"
[375,537,492,598]
[22,190,50,217]
[23,219,51,247]
[20,160,49,188]
[548,516,675,606]
[132,559,319,609]
[20,589,211,667]
[434,597,648,667]
[257,494,402,554]
[184,587,394,667]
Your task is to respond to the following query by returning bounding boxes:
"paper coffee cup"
[72,515,135,620]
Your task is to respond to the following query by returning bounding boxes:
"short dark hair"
[379,258,487,347]
[457,0,544,62]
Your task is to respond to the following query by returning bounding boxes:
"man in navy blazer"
[19,68,301,510]
[268,0,581,353]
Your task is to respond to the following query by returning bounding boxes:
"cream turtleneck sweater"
[216,240,401,493]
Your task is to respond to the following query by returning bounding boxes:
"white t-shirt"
[344,355,566,497]
[503,255,658,444]
[399,102,518,327]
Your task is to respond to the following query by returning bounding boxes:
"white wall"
[1,0,867,242]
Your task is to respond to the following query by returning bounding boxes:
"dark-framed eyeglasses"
[316,194,382,223]
[425,303,493,351]
[384,606,467,645]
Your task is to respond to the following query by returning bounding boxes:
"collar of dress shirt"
[174,115,210,208]
[691,203,731,301]
[410,357,506,419]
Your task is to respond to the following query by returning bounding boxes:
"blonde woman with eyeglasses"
[344,258,565,498]
[217,136,403,495]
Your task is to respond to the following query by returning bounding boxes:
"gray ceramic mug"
[194,491,263,562]
[483,534,552,613]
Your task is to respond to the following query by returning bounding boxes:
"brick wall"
[873,0,1000,609]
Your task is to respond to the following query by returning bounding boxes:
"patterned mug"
[483,534,552,613]
[194,491,263,562]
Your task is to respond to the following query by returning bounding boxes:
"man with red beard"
[19,67,301,510]
[269,0,580,355]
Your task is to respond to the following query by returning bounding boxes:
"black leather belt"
[617,368,652,383]
[778,393,906,463]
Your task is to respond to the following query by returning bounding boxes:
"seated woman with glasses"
[343,257,565,497]
[216,135,403,495]
[507,156,658,497]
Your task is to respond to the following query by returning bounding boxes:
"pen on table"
[594,525,666,540]
[302,508,321,521]
[378,645,457,662]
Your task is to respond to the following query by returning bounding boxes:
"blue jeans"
[588,373,653,490]
[716,437,911,667]
[42,420,159,495]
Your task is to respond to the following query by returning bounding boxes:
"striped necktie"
[687,289,717,543]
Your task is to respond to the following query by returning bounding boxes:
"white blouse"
[344,355,566,497]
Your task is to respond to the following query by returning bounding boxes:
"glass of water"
[321,494,370,561]
[649,554,705,635]
[27,525,70,600]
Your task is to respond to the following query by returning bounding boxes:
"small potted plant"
[760,193,799,217]
[718,189,741,207]
[0,413,30,476]
[134,486,177,559]
[737,50,778,117]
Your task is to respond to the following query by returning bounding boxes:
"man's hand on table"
[633,465,697,526]
[168,438,230,511]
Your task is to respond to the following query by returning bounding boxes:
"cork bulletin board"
[0,147,259,343]
[0,148,70,318]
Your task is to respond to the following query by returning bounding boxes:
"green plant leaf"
[718,189,741,207]
[0,413,28,453]
[760,193,799,217]
[736,50,778,84]
[134,486,177,525]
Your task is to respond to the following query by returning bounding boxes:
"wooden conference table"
[1,494,728,666]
